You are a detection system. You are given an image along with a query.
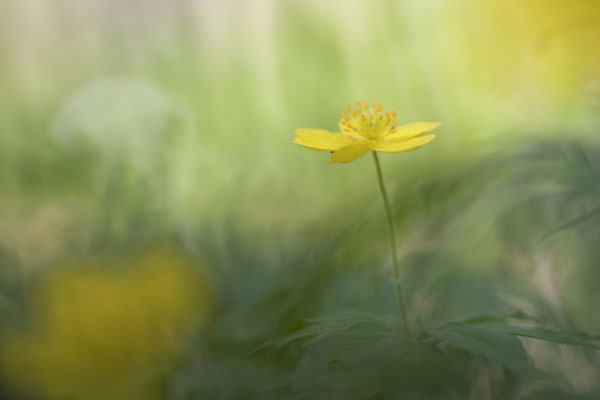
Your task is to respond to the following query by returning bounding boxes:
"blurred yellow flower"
[294,101,439,163]
[1,250,212,400]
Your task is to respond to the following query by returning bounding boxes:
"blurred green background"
[1,0,600,399]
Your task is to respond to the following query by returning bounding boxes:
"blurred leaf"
[169,359,273,400]
[541,205,600,241]
[426,322,530,372]
[290,330,460,399]
[463,313,600,349]
[249,309,395,358]
[525,389,600,400]
[478,321,600,348]
[279,310,394,348]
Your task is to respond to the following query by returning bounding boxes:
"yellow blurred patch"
[480,0,600,101]
[1,250,212,400]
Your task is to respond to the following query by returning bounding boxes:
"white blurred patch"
[48,76,211,229]
[50,76,194,172]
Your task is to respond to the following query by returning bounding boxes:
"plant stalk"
[372,151,412,338]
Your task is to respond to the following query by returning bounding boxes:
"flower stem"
[372,151,412,338]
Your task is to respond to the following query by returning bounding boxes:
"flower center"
[340,101,399,139]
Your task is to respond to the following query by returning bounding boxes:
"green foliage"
[425,321,530,373]
[167,304,600,399]
[2,2,600,399]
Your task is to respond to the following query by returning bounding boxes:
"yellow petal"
[329,143,370,163]
[293,129,356,152]
[371,135,435,153]
[382,122,441,142]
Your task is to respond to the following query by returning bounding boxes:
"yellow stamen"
[338,101,398,139]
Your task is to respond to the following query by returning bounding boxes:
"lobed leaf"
[426,321,530,372]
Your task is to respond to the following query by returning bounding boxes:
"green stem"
[372,151,412,338]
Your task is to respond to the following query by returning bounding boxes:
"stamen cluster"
[340,101,399,139]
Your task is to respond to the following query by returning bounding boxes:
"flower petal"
[329,143,370,163]
[371,135,435,153]
[382,122,441,142]
[294,129,356,151]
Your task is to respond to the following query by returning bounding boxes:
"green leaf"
[471,320,600,349]
[525,388,600,400]
[260,309,394,350]
[292,332,461,399]
[541,205,600,241]
[426,322,530,372]
[462,311,600,349]
[463,308,543,325]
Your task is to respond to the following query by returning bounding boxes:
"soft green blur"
[1,1,600,399]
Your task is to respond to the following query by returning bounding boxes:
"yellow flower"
[294,101,440,163]
[1,250,212,400]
